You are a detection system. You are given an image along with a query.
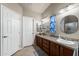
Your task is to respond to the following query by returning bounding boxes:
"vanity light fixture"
[59,8,66,14]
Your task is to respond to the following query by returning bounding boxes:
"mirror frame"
[60,15,78,34]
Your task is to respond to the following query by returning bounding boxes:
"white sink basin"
[57,38,75,45]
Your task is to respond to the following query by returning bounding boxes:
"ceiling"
[20,3,50,14]
[20,3,73,19]
[42,3,72,18]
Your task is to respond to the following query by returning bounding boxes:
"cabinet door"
[63,47,74,56]
[37,36,40,47]
[35,36,39,46]
[43,39,50,55]
[38,37,42,48]
[60,46,64,56]
[35,36,43,48]
[55,43,60,56]
[50,42,59,56]
[50,42,55,56]
[60,45,74,56]
[39,37,43,48]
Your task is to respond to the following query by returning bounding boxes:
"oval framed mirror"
[60,15,78,34]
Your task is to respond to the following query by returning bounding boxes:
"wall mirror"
[60,15,78,34]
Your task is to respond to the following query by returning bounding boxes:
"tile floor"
[13,46,38,56]
[13,45,47,56]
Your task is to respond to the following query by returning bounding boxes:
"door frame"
[1,4,3,56]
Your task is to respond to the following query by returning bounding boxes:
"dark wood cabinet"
[63,47,73,56]
[35,36,39,46]
[35,35,74,56]
[55,43,60,56]
[50,42,59,56]
[60,46,64,56]
[35,36,43,48]
[50,41,74,56]
[39,37,43,48]
[50,42,54,56]
[42,39,50,55]
[60,46,74,56]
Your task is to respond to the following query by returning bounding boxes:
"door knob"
[32,33,34,34]
[2,36,8,38]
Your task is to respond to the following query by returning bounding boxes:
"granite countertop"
[36,34,78,49]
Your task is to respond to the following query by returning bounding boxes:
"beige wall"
[56,7,79,40]
[2,3,23,15]
[23,7,42,21]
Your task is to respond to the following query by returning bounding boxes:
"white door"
[1,5,21,56]
[23,16,34,47]
[1,5,9,56]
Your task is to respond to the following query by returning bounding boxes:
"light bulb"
[59,9,66,14]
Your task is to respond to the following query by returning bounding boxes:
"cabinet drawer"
[43,39,49,49]
[43,39,49,45]
[43,43,49,49]
[43,46,49,55]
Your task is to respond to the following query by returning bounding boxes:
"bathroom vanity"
[35,35,78,56]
